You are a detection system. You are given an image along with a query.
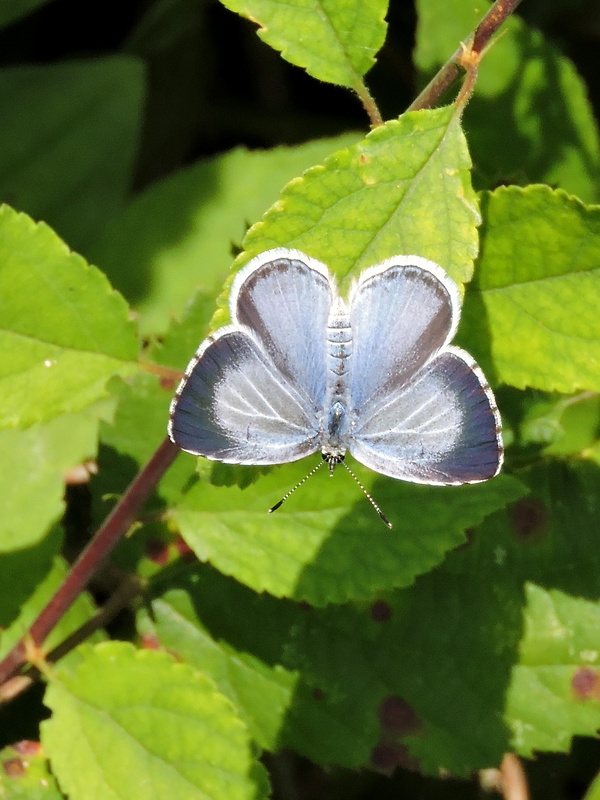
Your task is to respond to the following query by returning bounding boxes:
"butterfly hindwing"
[170,249,503,487]
[350,347,503,484]
[169,248,336,463]
[169,327,323,463]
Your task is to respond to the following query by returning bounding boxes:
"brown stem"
[453,44,481,111]
[407,0,524,112]
[472,0,523,55]
[47,573,145,665]
[499,753,530,800]
[0,437,180,689]
[355,82,384,127]
[407,62,462,113]
[139,361,184,383]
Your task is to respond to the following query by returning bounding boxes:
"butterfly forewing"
[348,258,459,417]
[169,249,503,491]
[170,329,322,463]
[169,249,336,464]
[233,249,334,412]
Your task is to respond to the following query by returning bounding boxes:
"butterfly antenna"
[340,460,392,529]
[268,460,326,514]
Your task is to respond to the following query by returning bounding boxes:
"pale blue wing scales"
[169,328,321,464]
[350,348,503,485]
[232,249,335,411]
[349,257,460,417]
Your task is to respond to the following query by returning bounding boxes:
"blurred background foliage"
[1,0,600,797]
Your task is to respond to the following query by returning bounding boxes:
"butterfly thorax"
[321,296,352,462]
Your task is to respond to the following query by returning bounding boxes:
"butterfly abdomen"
[322,296,352,458]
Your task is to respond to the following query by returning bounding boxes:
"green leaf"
[145,564,400,766]
[0,741,62,799]
[42,642,263,800]
[90,136,361,336]
[0,58,145,250]
[0,0,52,29]
[278,461,600,774]
[519,392,600,456]
[0,411,100,552]
[415,0,600,200]
[507,585,600,756]
[239,107,479,297]
[144,462,600,774]
[92,373,195,534]
[584,771,600,800]
[171,471,524,604]
[0,207,139,428]
[93,368,518,606]
[151,291,218,370]
[144,574,300,753]
[217,0,387,88]
[461,186,600,393]
[0,557,100,663]
[0,526,62,628]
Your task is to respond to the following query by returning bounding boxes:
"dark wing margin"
[349,256,461,418]
[350,347,503,485]
[232,249,335,412]
[169,327,322,464]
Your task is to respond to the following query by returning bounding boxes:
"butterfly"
[168,249,503,523]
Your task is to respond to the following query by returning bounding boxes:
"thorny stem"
[407,0,524,112]
[0,437,179,692]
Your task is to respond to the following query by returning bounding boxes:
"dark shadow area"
[464,24,599,198]
[0,526,62,629]
[0,682,49,749]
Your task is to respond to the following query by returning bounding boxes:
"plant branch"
[499,754,530,800]
[479,753,530,800]
[139,361,184,383]
[355,82,384,127]
[407,0,524,112]
[0,436,179,691]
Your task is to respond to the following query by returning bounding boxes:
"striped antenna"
[268,456,392,529]
[268,459,326,513]
[339,459,392,529]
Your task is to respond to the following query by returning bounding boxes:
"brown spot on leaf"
[572,667,600,700]
[312,687,325,701]
[140,633,161,650]
[145,539,171,566]
[370,742,420,774]
[64,460,97,485]
[174,536,194,560]
[378,695,421,736]
[12,741,41,756]
[3,758,25,777]
[509,497,548,540]
[160,376,177,391]
[370,600,392,622]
